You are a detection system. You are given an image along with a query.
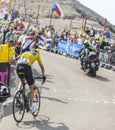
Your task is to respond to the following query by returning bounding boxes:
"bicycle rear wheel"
[32,87,41,117]
[12,90,25,123]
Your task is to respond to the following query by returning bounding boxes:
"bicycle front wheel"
[12,90,25,123]
[32,87,41,117]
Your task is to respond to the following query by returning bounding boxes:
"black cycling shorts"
[16,64,34,86]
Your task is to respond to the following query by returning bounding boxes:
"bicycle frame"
[13,76,45,123]
[20,79,30,112]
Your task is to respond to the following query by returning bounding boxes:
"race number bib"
[18,57,30,64]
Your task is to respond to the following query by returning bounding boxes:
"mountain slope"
[9,0,115,38]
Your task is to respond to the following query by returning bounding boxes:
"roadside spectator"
[100,37,109,49]
[84,35,90,44]
[70,34,78,43]
[13,31,20,46]
[25,22,31,31]
[79,28,85,37]
[18,30,27,45]
[15,41,22,58]
[32,24,38,32]
[0,38,15,64]
[90,37,95,46]
[90,26,95,37]
[2,25,9,44]
[4,14,8,21]
[85,27,90,35]
[77,34,84,45]
[5,28,14,43]
[17,20,25,31]
[104,29,110,39]
[62,29,68,41]
[54,31,59,47]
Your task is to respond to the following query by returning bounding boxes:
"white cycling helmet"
[0,83,11,103]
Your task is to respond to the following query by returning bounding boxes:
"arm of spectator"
[9,57,16,65]
[25,35,37,40]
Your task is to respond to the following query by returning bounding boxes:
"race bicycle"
[12,76,46,123]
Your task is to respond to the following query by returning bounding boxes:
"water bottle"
[26,91,30,107]
[34,86,38,95]
[26,91,30,100]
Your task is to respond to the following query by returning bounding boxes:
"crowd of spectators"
[0,13,115,67]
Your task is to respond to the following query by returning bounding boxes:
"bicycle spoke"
[32,88,41,117]
[13,90,25,123]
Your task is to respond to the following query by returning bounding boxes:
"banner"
[57,40,84,57]
[38,35,52,50]
[0,44,14,86]
[57,40,67,53]
[0,62,10,85]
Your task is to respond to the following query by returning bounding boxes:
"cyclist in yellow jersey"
[17,49,43,66]
[16,48,45,113]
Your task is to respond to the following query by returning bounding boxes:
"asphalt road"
[0,49,115,130]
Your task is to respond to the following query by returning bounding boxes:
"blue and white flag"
[38,35,52,50]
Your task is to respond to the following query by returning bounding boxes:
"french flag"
[52,2,64,18]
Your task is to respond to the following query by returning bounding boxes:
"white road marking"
[103,101,110,104]
[53,88,56,92]
[68,97,115,105]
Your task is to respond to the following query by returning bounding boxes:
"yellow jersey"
[0,44,15,62]
[17,50,42,66]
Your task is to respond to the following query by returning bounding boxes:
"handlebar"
[34,76,47,85]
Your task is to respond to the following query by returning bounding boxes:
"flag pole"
[82,18,85,30]
[49,10,53,26]
[36,5,40,24]
[23,0,27,19]
[83,18,87,31]
[12,0,16,17]
[18,0,20,14]
[69,18,73,34]
[13,0,16,11]
[8,0,12,13]
[104,18,107,31]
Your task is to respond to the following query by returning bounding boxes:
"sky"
[79,0,115,25]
